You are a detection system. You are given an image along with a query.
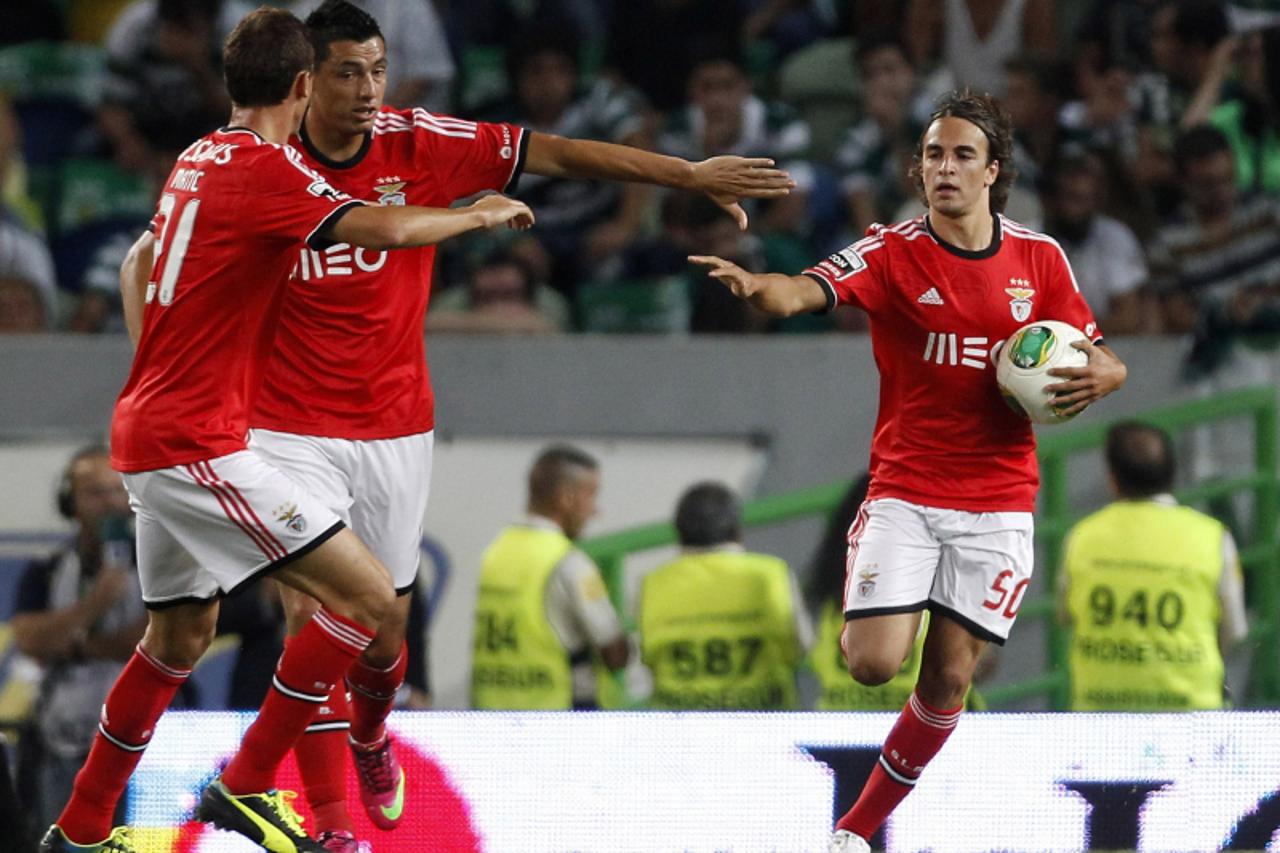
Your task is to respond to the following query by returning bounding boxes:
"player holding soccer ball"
[690,90,1126,851]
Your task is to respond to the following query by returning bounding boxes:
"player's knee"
[916,661,971,708]
[141,607,217,670]
[339,569,395,632]
[846,653,900,687]
[282,592,321,633]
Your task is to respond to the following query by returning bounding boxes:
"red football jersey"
[111,128,362,472]
[249,107,527,439]
[804,215,1102,512]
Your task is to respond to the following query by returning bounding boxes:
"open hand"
[688,254,760,300]
[690,156,795,230]
[472,194,535,230]
[1044,340,1127,416]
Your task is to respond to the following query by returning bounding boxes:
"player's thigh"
[271,525,394,625]
[127,450,346,601]
[347,430,433,593]
[932,510,1034,644]
[249,429,354,524]
[842,499,941,669]
[126,476,220,608]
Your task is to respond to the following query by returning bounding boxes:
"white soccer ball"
[996,320,1090,425]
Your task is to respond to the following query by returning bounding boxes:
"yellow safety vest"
[640,550,801,710]
[471,525,576,710]
[810,602,926,711]
[1065,500,1227,711]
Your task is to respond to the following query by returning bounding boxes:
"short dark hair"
[223,8,314,107]
[304,0,384,66]
[528,445,598,506]
[1170,0,1231,52]
[674,482,742,547]
[1106,422,1175,498]
[911,88,1018,214]
[1174,124,1233,171]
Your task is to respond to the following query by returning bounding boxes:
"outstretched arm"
[120,230,155,347]
[688,254,829,317]
[526,133,794,229]
[328,194,534,250]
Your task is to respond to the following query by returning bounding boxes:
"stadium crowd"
[0,0,1277,353]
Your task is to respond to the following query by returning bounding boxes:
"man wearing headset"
[11,447,146,834]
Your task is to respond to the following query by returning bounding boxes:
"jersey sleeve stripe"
[305,200,366,250]
[803,271,837,314]
[411,118,476,139]
[411,108,478,130]
[504,126,530,193]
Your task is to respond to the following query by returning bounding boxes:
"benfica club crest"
[1005,279,1035,321]
[856,570,879,599]
[374,179,408,206]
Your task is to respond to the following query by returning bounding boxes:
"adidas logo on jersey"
[917,287,944,305]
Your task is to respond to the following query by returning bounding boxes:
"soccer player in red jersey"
[243,3,795,848]
[40,10,534,853]
[691,91,1128,852]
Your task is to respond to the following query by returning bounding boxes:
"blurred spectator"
[1209,26,1280,194]
[607,0,746,113]
[427,248,569,333]
[470,445,628,710]
[65,231,136,334]
[1002,55,1068,188]
[638,481,812,710]
[1057,52,1155,237]
[1073,0,1164,83]
[446,0,608,51]
[99,0,230,174]
[659,48,813,239]
[1059,422,1248,710]
[903,0,1056,97]
[11,447,145,830]
[1133,1,1234,196]
[0,95,56,327]
[834,33,927,237]
[742,0,840,59]
[1039,151,1151,333]
[480,25,652,297]
[0,275,48,332]
[1149,125,1280,375]
[293,0,455,110]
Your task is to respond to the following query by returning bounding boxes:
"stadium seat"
[777,37,861,165]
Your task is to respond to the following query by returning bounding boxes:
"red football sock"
[57,645,190,845]
[295,684,355,834]
[222,608,374,795]
[835,690,961,840]
[347,641,407,747]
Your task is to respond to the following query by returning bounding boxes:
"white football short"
[842,498,1034,644]
[124,449,345,608]
[249,428,433,592]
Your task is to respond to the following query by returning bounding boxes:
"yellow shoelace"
[103,827,136,852]
[265,790,309,837]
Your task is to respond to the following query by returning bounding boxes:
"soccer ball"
[996,320,1090,424]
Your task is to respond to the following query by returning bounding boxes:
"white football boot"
[828,829,872,853]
